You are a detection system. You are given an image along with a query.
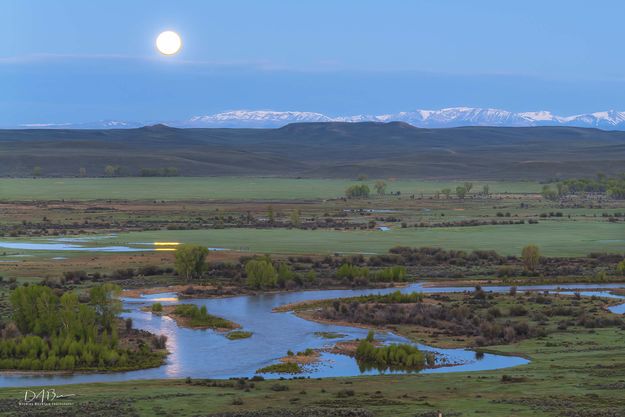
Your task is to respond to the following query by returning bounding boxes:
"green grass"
[1,219,623,261]
[0,177,543,201]
[96,220,625,257]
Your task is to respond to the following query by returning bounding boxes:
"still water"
[0,239,226,253]
[1,282,624,387]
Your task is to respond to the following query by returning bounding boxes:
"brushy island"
[152,302,239,330]
[255,330,433,375]
[173,304,235,329]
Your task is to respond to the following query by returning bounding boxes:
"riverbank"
[0,282,624,415]
[276,289,625,349]
[1,326,623,416]
[124,281,408,302]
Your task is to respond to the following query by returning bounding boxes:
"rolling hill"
[0,122,624,179]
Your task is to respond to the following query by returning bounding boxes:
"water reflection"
[2,282,625,387]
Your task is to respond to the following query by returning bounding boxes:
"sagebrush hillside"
[1,122,625,179]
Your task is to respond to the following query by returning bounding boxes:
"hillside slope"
[0,123,624,179]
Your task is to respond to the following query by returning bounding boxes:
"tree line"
[542,174,625,200]
[0,284,164,371]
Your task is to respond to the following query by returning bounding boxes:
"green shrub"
[256,363,302,374]
[173,304,235,329]
[355,339,425,371]
[226,331,253,340]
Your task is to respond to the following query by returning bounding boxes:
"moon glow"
[156,31,182,55]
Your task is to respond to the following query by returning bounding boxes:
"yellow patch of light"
[155,248,177,252]
[151,297,178,302]
[154,242,181,246]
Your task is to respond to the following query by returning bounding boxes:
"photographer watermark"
[19,388,75,407]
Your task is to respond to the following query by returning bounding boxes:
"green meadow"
[120,222,625,256]
[40,220,624,257]
[0,177,543,201]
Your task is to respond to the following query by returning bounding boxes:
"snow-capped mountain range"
[13,108,625,130]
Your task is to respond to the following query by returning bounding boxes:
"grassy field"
[74,221,625,257]
[1,221,623,261]
[0,327,622,416]
[0,177,543,201]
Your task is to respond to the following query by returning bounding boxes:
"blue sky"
[3,0,625,124]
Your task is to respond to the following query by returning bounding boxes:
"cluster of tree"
[245,257,278,289]
[374,180,387,195]
[10,284,121,335]
[0,284,163,371]
[139,167,179,177]
[174,244,209,280]
[345,184,371,199]
[543,174,625,200]
[439,182,478,199]
[244,257,317,289]
[335,263,407,283]
[105,165,184,177]
[355,331,426,372]
[370,266,407,282]
[104,165,124,177]
[336,263,370,281]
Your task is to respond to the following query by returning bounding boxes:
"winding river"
[1,282,624,387]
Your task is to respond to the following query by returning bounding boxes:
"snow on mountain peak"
[187,110,332,127]
[15,108,625,130]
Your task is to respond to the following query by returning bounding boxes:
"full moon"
[156,31,182,55]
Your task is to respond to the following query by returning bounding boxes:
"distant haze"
[12,108,625,130]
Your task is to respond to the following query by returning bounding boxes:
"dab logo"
[19,388,75,406]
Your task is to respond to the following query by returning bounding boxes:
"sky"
[3,0,625,125]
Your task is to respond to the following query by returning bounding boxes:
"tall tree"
[521,244,541,272]
[245,258,277,289]
[374,180,387,195]
[345,184,370,199]
[290,209,301,227]
[10,285,56,334]
[89,283,122,331]
[541,185,558,200]
[174,244,209,280]
[267,205,275,224]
